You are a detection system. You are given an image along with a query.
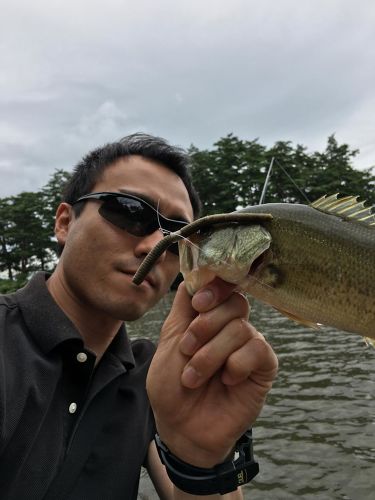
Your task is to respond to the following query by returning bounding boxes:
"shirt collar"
[16,272,135,369]
[106,323,136,369]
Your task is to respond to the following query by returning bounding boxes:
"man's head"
[51,133,201,322]
[63,132,201,219]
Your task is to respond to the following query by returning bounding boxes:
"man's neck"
[46,270,122,362]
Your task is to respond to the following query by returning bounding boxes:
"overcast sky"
[1,0,374,198]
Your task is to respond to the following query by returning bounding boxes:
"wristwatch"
[155,430,259,496]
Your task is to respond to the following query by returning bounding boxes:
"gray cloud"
[1,0,374,197]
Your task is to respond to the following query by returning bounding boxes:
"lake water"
[127,293,375,500]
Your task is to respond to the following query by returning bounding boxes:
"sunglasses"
[72,191,189,255]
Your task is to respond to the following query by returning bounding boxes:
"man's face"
[57,155,194,321]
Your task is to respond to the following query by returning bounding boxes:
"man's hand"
[146,278,278,469]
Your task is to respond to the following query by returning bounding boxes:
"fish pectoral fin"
[273,306,321,330]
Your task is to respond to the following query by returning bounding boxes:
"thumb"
[159,282,197,342]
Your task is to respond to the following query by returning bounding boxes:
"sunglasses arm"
[132,212,272,285]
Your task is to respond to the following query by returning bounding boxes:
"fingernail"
[193,288,214,309]
[182,366,201,387]
[180,332,199,355]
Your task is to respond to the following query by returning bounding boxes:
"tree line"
[0,170,71,292]
[1,135,374,292]
[189,134,374,213]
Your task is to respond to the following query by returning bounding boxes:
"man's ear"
[54,203,74,246]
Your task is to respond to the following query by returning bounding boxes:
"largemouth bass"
[179,195,375,342]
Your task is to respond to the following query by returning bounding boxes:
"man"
[0,133,278,499]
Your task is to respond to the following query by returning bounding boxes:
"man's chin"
[113,299,157,322]
[122,309,147,322]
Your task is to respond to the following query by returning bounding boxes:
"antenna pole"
[259,157,274,205]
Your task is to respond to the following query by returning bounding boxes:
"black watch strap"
[155,430,259,496]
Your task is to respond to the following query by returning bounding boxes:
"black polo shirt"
[0,272,156,500]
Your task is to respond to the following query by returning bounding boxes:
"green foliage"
[41,169,72,236]
[189,134,267,213]
[307,135,374,203]
[0,169,71,285]
[0,275,28,294]
[1,191,50,275]
[0,137,374,293]
[190,134,375,214]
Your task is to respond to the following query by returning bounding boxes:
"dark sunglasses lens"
[168,242,180,256]
[99,197,156,237]
[98,195,184,256]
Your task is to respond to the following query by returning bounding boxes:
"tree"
[41,169,72,250]
[0,197,15,280]
[189,134,374,213]
[0,169,71,290]
[189,134,266,214]
[307,135,375,204]
[259,141,311,204]
[0,192,49,276]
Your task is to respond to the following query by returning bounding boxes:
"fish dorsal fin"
[311,194,375,226]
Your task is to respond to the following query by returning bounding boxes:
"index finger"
[191,277,240,313]
[158,282,197,343]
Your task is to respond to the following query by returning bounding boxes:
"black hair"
[63,132,201,217]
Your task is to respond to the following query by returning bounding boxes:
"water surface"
[128,294,375,500]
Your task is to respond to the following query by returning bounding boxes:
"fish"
[179,194,375,343]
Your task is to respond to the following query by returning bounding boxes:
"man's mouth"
[123,270,157,289]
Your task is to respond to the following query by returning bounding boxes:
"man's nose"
[134,229,167,262]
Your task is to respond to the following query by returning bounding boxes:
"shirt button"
[69,402,77,414]
[76,352,87,363]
